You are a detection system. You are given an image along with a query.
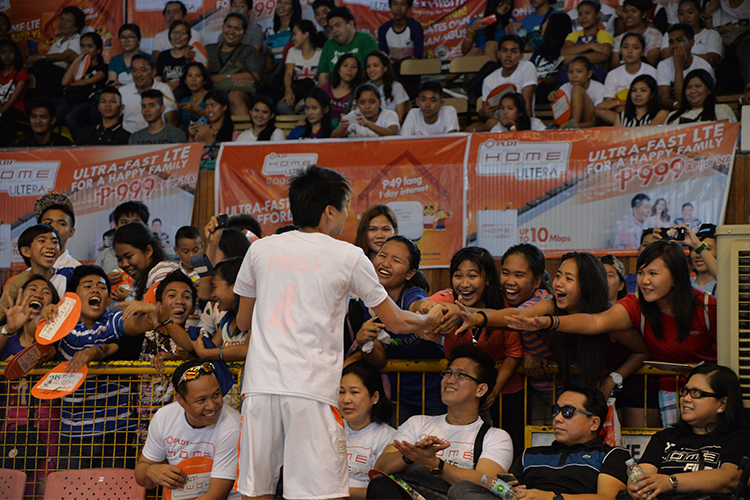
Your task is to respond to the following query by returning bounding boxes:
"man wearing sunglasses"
[448,385,630,500]
[369,345,514,498]
[135,359,242,499]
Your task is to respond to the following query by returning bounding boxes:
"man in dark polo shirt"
[16,98,74,147]
[448,385,630,500]
[78,87,131,146]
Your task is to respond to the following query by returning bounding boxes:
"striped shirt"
[517,289,556,392]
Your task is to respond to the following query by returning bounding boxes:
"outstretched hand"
[0,292,33,334]
[506,314,548,332]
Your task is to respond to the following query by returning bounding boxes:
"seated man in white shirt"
[368,344,513,499]
[120,54,179,133]
[657,23,714,111]
[401,81,460,136]
[135,359,241,499]
[151,1,202,61]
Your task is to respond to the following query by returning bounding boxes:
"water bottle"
[481,474,520,499]
[626,458,644,484]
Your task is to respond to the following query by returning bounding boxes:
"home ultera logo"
[0,160,60,196]
[476,139,571,179]
[262,153,318,176]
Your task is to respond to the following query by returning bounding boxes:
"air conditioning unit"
[716,225,750,408]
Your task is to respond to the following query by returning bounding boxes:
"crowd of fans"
[0,0,747,152]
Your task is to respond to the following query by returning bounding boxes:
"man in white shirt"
[657,23,714,111]
[151,1,202,60]
[401,81,460,136]
[233,165,444,500]
[33,192,81,275]
[369,344,513,498]
[135,360,241,500]
[120,54,179,133]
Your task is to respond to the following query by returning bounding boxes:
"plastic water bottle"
[481,474,520,499]
[626,458,644,484]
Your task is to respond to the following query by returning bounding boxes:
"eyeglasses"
[679,386,718,399]
[170,30,188,35]
[441,369,481,384]
[177,362,215,386]
[551,404,595,419]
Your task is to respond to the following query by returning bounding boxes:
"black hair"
[274,0,302,32]
[578,0,601,12]
[448,344,498,408]
[561,384,608,432]
[215,256,244,286]
[164,0,188,16]
[569,55,592,72]
[327,6,355,23]
[67,264,111,293]
[62,6,86,33]
[313,0,336,10]
[676,364,747,436]
[501,242,551,295]
[18,224,60,267]
[418,80,444,97]
[450,247,503,309]
[355,82,381,102]
[668,22,694,40]
[631,192,650,210]
[204,89,235,142]
[175,225,201,244]
[141,88,165,106]
[667,69,717,124]
[0,39,23,71]
[497,33,525,53]
[365,51,396,103]
[113,221,169,300]
[501,92,531,131]
[599,254,628,301]
[331,53,361,90]
[180,62,213,93]
[535,12,572,61]
[550,252,609,389]
[303,87,333,138]
[275,224,299,234]
[21,274,60,304]
[482,0,515,41]
[28,98,57,119]
[637,240,695,342]
[342,361,392,424]
[389,0,414,7]
[119,23,143,41]
[623,74,660,124]
[155,269,197,312]
[251,95,280,141]
[218,227,250,259]
[81,32,105,65]
[293,19,322,48]
[173,358,217,397]
[380,235,428,292]
[225,11,249,32]
[620,31,646,58]
[169,19,192,43]
[623,0,652,15]
[354,204,398,257]
[131,53,154,70]
[114,201,150,225]
[682,202,694,210]
[289,164,351,228]
[227,214,262,239]
[100,86,123,104]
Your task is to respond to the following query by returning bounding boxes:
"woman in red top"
[0,40,29,147]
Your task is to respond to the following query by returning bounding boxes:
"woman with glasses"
[507,240,716,428]
[108,24,148,88]
[627,364,748,500]
[156,20,192,100]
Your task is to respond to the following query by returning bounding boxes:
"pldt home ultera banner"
[0,144,202,268]
[217,123,738,266]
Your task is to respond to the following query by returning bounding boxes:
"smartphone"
[197,116,207,125]
[496,473,516,483]
[216,214,229,228]
[659,227,686,241]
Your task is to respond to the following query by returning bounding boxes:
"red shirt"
[0,69,29,113]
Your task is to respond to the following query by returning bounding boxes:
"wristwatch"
[609,372,624,389]
[226,73,232,80]
[430,459,445,475]
[553,494,565,500]
[669,475,679,491]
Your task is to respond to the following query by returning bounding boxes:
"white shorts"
[236,394,348,499]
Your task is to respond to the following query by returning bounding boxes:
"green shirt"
[317,31,378,75]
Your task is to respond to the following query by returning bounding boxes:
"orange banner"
[0,144,202,267]
[216,137,466,267]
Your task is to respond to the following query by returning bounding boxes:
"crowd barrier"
[0,360,677,499]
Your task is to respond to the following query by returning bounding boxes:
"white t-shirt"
[603,63,658,100]
[490,116,547,132]
[660,29,723,57]
[286,47,322,80]
[656,56,714,86]
[48,33,81,69]
[141,401,242,500]
[235,127,287,142]
[121,80,179,133]
[343,108,400,137]
[152,28,203,53]
[376,81,410,112]
[345,421,395,488]
[481,61,538,118]
[559,80,606,106]
[233,231,389,406]
[394,415,514,471]
[400,106,460,136]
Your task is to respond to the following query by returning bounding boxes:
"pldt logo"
[0,161,60,196]
[262,153,318,176]
[480,223,513,239]
[476,139,571,179]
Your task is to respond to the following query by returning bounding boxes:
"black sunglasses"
[551,404,595,419]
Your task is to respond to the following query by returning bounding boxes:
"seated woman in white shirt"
[365,51,410,123]
[490,92,547,132]
[332,83,400,138]
[235,95,286,142]
[666,68,737,124]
